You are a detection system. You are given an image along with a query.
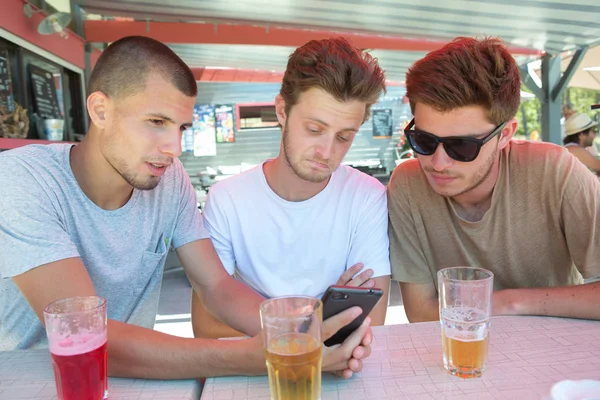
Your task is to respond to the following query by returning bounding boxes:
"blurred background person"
[563,112,600,175]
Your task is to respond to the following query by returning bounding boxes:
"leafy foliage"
[516,86,600,140]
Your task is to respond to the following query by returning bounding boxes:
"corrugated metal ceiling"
[76,0,600,83]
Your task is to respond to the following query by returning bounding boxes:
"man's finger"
[352,345,365,360]
[334,369,353,379]
[361,327,373,347]
[353,344,371,360]
[345,270,374,287]
[347,358,363,373]
[322,306,363,340]
[336,263,364,285]
[337,316,371,354]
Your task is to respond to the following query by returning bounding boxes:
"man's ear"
[498,118,518,150]
[275,94,287,127]
[87,91,110,130]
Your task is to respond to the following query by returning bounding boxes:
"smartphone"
[321,285,384,347]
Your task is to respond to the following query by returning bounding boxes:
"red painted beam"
[84,20,543,56]
[0,0,87,68]
[191,68,284,82]
[191,68,406,85]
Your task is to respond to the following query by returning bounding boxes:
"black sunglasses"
[404,119,508,162]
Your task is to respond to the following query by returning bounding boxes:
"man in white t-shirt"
[192,37,392,339]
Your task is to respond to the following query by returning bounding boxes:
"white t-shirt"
[203,161,391,298]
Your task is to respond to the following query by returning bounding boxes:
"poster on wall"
[0,48,15,113]
[372,108,393,138]
[215,104,235,143]
[181,127,194,153]
[193,104,217,157]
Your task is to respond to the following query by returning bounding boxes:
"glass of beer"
[260,296,323,400]
[438,267,493,378]
[43,296,108,400]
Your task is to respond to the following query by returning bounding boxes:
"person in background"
[563,112,600,175]
[191,37,391,340]
[561,103,577,139]
[0,36,373,380]
[563,103,577,120]
[387,37,600,323]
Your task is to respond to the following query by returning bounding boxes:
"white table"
[0,349,202,399]
[202,316,600,399]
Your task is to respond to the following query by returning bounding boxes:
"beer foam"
[441,307,487,323]
[49,332,107,356]
[444,330,487,342]
[442,307,489,342]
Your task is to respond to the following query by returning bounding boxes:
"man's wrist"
[493,289,520,316]
[245,336,267,375]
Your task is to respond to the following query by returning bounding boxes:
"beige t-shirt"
[388,140,600,291]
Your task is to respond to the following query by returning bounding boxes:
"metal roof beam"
[519,66,545,103]
[83,20,541,55]
[551,46,588,102]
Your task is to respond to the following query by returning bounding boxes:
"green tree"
[515,86,600,140]
[515,86,541,139]
[564,87,600,119]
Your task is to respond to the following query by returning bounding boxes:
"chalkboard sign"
[29,64,61,119]
[372,108,393,138]
[0,48,14,113]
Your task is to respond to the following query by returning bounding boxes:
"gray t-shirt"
[0,144,209,350]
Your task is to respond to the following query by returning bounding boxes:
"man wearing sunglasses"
[388,37,600,322]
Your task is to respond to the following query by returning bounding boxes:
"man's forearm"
[406,298,439,323]
[198,277,265,336]
[494,281,600,320]
[107,320,265,379]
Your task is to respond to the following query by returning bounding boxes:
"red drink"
[50,341,107,400]
[44,297,108,400]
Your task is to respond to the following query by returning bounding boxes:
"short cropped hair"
[88,36,197,100]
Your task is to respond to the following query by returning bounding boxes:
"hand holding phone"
[321,285,383,347]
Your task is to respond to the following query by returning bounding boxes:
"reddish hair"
[406,37,520,125]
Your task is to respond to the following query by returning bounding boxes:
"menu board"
[193,104,217,157]
[0,49,14,113]
[372,108,393,138]
[29,64,61,119]
[215,104,235,143]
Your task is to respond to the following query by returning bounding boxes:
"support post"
[521,46,589,145]
[540,54,562,144]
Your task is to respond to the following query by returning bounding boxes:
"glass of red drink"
[43,296,108,400]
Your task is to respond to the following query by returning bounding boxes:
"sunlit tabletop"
[202,315,600,400]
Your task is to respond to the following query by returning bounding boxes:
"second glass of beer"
[260,296,322,400]
[438,267,493,378]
